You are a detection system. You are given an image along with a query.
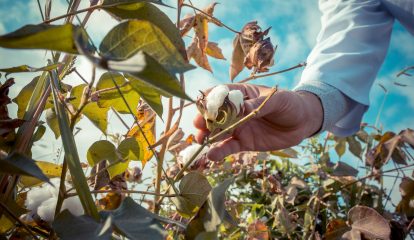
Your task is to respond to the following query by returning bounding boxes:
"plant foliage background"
[0,0,413,239]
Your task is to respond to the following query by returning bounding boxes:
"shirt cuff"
[293,81,351,135]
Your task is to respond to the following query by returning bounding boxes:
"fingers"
[207,137,242,161]
[193,113,206,130]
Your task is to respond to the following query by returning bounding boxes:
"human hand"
[193,83,323,161]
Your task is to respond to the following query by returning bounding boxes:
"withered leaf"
[230,34,245,81]
[179,14,195,37]
[345,206,391,240]
[206,42,226,60]
[187,37,212,72]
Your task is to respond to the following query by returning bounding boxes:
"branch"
[66,189,179,198]
[42,4,101,24]
[182,3,240,34]
[238,62,306,83]
[0,201,39,240]
[396,66,414,77]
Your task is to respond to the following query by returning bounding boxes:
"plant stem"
[66,189,179,198]
[0,201,39,240]
[182,3,240,34]
[238,62,306,83]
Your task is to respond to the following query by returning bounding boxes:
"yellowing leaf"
[125,74,163,117]
[95,72,140,114]
[71,84,109,134]
[99,192,123,210]
[99,19,193,75]
[0,24,89,54]
[127,107,156,167]
[102,1,186,59]
[206,42,225,60]
[193,14,209,54]
[19,161,62,187]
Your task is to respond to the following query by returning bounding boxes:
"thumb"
[207,138,242,162]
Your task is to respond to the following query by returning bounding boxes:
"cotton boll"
[37,197,57,222]
[25,186,53,212]
[206,85,229,120]
[179,144,210,167]
[228,90,244,114]
[62,196,84,217]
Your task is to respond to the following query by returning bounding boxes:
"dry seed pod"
[196,85,244,135]
[240,21,271,55]
[244,37,275,74]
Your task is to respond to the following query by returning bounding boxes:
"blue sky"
[0,0,413,179]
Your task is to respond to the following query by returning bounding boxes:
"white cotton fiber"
[62,196,84,217]
[179,144,210,167]
[37,197,57,222]
[206,85,229,120]
[26,186,52,212]
[228,90,244,114]
[25,178,84,222]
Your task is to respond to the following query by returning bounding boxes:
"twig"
[182,3,240,34]
[66,189,179,198]
[0,201,39,240]
[238,62,306,83]
[396,66,414,77]
[36,0,45,21]
[340,163,414,190]
[111,107,130,130]
[42,4,101,24]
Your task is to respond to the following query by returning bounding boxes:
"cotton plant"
[25,178,83,222]
[196,85,245,135]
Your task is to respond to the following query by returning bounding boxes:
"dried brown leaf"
[187,38,212,72]
[230,34,245,81]
[347,206,391,240]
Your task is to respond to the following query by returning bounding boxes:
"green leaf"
[186,178,234,239]
[0,152,49,183]
[53,210,112,240]
[45,108,60,138]
[87,138,141,179]
[126,53,191,100]
[125,74,163,117]
[101,2,186,58]
[335,138,346,158]
[109,197,166,240]
[32,124,46,142]
[0,63,61,76]
[50,69,99,220]
[171,172,212,217]
[87,140,118,166]
[71,84,109,133]
[0,24,90,54]
[96,72,140,114]
[99,19,193,75]
[107,138,141,178]
[13,76,39,119]
[346,136,363,159]
[332,161,359,177]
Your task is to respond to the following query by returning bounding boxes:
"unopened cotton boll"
[228,90,244,114]
[179,144,210,167]
[206,85,229,120]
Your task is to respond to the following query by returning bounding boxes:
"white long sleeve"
[295,0,414,136]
